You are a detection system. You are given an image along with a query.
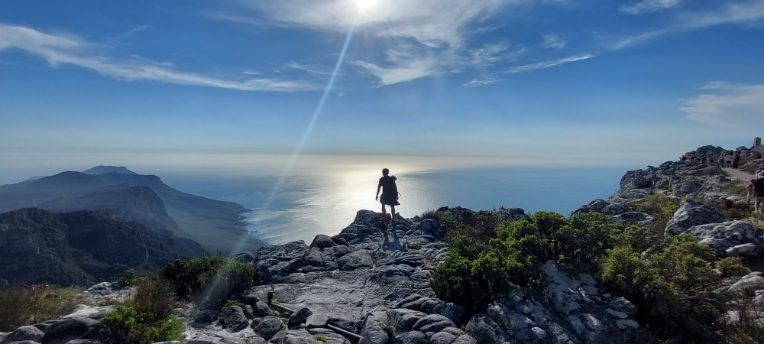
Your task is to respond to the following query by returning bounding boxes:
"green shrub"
[432,235,510,313]
[632,194,679,230]
[101,305,184,344]
[101,275,183,344]
[408,242,423,250]
[117,269,140,288]
[716,257,750,278]
[0,285,80,331]
[161,256,255,307]
[223,299,245,308]
[600,235,724,343]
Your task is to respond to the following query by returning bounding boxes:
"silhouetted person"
[375,168,399,224]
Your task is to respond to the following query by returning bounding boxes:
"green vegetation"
[101,275,183,344]
[601,234,724,343]
[408,242,423,250]
[632,194,680,230]
[430,203,763,344]
[0,285,80,331]
[432,211,620,313]
[160,256,255,307]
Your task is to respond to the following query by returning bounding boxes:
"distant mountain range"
[0,166,262,254]
[0,208,206,285]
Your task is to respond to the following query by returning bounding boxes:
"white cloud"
[542,33,567,48]
[680,82,764,126]
[620,0,683,15]
[351,45,443,85]
[0,23,318,92]
[614,1,764,49]
[226,0,521,85]
[507,54,596,74]
[242,0,513,47]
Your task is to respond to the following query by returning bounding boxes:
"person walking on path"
[375,168,400,225]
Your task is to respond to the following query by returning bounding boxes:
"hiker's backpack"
[388,176,399,199]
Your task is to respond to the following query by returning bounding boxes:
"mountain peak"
[83,166,137,176]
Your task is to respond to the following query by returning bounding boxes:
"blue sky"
[1,0,763,167]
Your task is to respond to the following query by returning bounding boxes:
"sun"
[353,0,379,14]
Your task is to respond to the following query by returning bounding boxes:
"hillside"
[0,166,262,253]
[0,208,205,285]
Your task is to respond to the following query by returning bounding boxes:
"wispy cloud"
[542,33,567,49]
[620,0,683,15]
[219,0,524,86]
[281,61,333,77]
[351,43,444,85]
[507,54,596,74]
[0,23,318,92]
[614,1,764,49]
[680,82,764,126]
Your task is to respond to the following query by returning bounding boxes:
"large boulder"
[686,221,764,256]
[40,316,98,343]
[360,311,390,344]
[665,200,726,235]
[729,272,764,292]
[465,314,509,344]
[252,316,284,340]
[4,326,45,343]
[220,306,249,332]
[338,249,373,270]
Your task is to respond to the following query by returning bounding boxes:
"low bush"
[632,194,679,230]
[160,256,255,307]
[0,285,80,331]
[600,234,724,343]
[101,274,183,344]
[433,211,618,313]
[716,257,750,278]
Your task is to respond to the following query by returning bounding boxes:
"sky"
[1,0,763,170]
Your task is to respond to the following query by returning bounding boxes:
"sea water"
[162,165,628,244]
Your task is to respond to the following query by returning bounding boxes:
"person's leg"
[390,205,396,222]
[381,203,387,215]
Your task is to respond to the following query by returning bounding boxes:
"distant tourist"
[754,164,764,214]
[718,154,725,168]
[725,153,734,168]
[375,168,400,225]
[732,152,741,169]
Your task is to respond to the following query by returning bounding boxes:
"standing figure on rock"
[376,168,400,225]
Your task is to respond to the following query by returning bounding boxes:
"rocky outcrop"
[464,261,637,344]
[572,199,652,226]
[665,200,726,235]
[686,221,764,257]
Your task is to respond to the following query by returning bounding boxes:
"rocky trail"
[722,167,754,183]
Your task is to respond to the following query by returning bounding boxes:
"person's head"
[382,168,390,176]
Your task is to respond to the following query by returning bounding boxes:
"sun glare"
[354,0,378,14]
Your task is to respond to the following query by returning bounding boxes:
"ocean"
[159,164,629,244]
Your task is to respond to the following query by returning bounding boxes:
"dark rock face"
[0,208,205,285]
